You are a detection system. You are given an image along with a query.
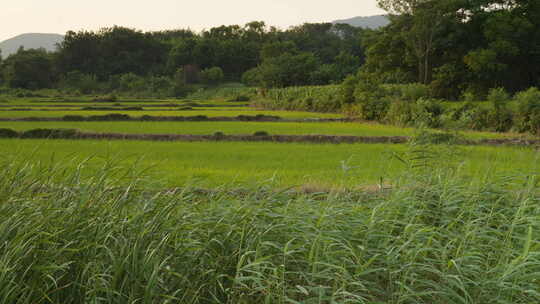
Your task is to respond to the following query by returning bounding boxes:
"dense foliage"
[363,0,540,99]
[0,22,365,94]
[0,151,539,303]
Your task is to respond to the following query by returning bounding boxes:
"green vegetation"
[0,23,365,96]
[0,109,341,119]
[1,1,539,300]
[0,154,539,303]
[253,86,342,112]
[2,139,538,188]
[0,121,524,139]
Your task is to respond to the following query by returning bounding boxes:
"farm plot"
[2,139,538,189]
[0,120,523,139]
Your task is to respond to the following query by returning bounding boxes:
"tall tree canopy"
[365,0,540,97]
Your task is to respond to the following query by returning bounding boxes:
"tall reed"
[0,154,538,303]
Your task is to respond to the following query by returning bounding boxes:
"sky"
[0,0,384,41]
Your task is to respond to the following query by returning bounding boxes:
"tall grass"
[0,154,539,303]
[254,86,342,113]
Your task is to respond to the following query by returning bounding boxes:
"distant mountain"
[332,15,390,29]
[0,33,64,58]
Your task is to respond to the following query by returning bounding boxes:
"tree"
[199,67,224,85]
[377,0,448,84]
[257,52,320,88]
[2,48,54,89]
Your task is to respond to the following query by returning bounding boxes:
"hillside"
[0,33,64,57]
[332,15,389,29]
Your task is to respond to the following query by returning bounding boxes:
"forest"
[0,0,538,99]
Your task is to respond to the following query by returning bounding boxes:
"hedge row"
[1,128,539,146]
[0,114,285,122]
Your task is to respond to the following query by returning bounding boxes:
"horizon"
[0,0,385,42]
[2,14,387,41]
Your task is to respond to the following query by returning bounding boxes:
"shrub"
[412,98,443,128]
[488,107,513,132]
[469,107,492,131]
[356,97,390,121]
[352,73,390,120]
[514,87,540,135]
[173,84,196,98]
[241,68,262,86]
[384,83,431,101]
[119,73,146,93]
[338,74,358,105]
[461,91,477,103]
[62,115,86,121]
[385,100,413,126]
[185,115,208,121]
[92,94,118,102]
[213,131,225,138]
[61,71,100,94]
[0,128,19,138]
[253,131,269,136]
[199,67,224,85]
[486,88,512,132]
[487,87,510,110]
[254,86,341,113]
[227,95,250,102]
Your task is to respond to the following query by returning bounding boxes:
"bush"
[92,94,118,102]
[487,87,510,110]
[488,107,513,132]
[199,67,224,85]
[0,128,19,138]
[253,131,269,136]
[412,98,443,128]
[384,83,431,101]
[385,100,413,126]
[185,115,208,121]
[254,86,341,113]
[213,131,225,137]
[514,87,540,135]
[227,95,250,102]
[241,68,262,86]
[338,75,358,105]
[62,115,86,121]
[119,73,146,93]
[61,71,100,94]
[487,88,512,132]
[356,97,390,121]
[469,107,492,131]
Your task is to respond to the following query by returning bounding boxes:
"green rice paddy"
[2,139,538,188]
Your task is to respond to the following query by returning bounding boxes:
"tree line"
[0,0,538,103]
[358,0,540,99]
[0,22,366,94]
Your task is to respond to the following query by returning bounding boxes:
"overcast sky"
[0,0,384,41]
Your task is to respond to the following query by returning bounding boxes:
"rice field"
[1,96,539,302]
[0,120,528,140]
[2,139,538,188]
